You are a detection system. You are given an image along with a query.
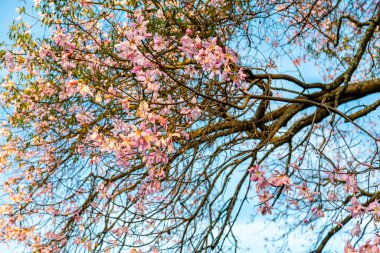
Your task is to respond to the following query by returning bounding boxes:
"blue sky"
[0,1,20,42]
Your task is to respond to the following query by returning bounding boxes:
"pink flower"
[327,191,337,201]
[333,220,343,227]
[4,52,14,71]
[153,36,166,51]
[258,191,273,204]
[350,222,361,237]
[366,201,380,216]
[268,170,292,187]
[341,174,358,193]
[248,164,259,173]
[347,197,364,218]
[258,204,272,215]
[311,206,325,218]
[74,213,81,223]
[248,165,268,191]
[344,241,357,253]
[296,182,309,197]
[359,240,378,253]
[292,58,301,66]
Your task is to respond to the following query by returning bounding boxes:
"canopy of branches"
[0,0,379,252]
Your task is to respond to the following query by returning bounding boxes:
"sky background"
[0,1,367,252]
[0,1,20,41]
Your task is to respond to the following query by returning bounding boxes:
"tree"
[0,0,379,252]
